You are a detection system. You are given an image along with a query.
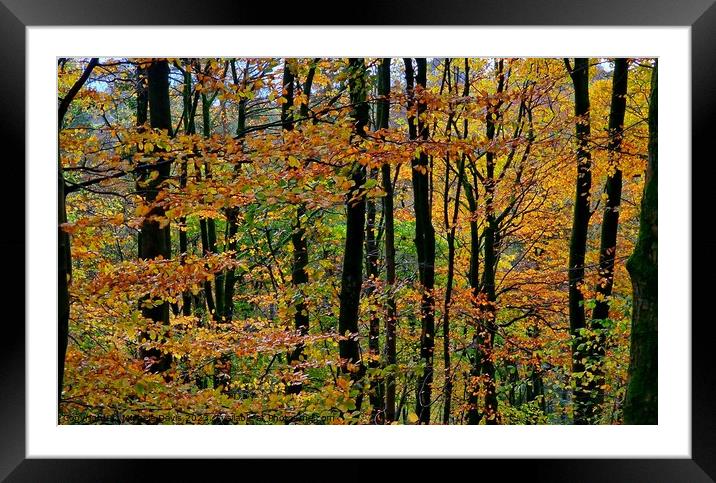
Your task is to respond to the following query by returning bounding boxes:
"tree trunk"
[478,59,506,425]
[282,60,311,395]
[58,172,71,404]
[198,214,216,318]
[201,91,224,322]
[58,58,98,404]
[378,58,398,423]
[338,58,369,410]
[136,65,147,259]
[623,61,657,425]
[526,325,546,413]
[406,58,436,424]
[463,170,482,425]
[442,58,469,425]
[179,60,194,316]
[365,58,382,418]
[590,58,629,415]
[222,61,248,324]
[365,165,383,421]
[565,58,595,424]
[442,152,466,424]
[137,59,173,374]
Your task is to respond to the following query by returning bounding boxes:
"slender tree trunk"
[478,59,506,425]
[179,60,194,316]
[377,58,398,423]
[565,58,594,424]
[137,59,173,374]
[465,175,480,294]
[58,58,98,403]
[223,199,241,320]
[58,171,71,403]
[338,58,369,411]
[442,152,466,424]
[526,325,546,413]
[292,61,317,351]
[462,66,481,424]
[442,58,470,425]
[197,67,233,395]
[192,67,214,321]
[198,214,216,317]
[136,65,147,259]
[441,58,453,425]
[201,92,225,321]
[463,170,482,423]
[281,60,295,129]
[282,60,311,395]
[623,61,657,425]
[590,58,629,415]
[364,58,382,418]
[285,60,318,394]
[223,61,248,322]
[442,154,455,425]
[365,165,383,421]
[405,58,436,424]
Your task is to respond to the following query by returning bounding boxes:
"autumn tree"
[375,58,400,424]
[284,59,318,394]
[177,58,200,316]
[58,57,98,401]
[200,71,224,321]
[405,58,436,424]
[337,58,369,408]
[136,59,173,373]
[223,58,249,322]
[362,57,392,423]
[564,57,596,424]
[440,58,469,424]
[475,58,507,425]
[589,58,629,417]
[623,60,657,425]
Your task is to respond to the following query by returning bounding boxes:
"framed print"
[1,0,714,479]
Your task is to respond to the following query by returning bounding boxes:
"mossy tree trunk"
[623,61,657,425]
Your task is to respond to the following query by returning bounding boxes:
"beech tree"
[136,59,173,374]
[441,58,469,424]
[337,58,369,407]
[405,58,436,424]
[58,57,98,401]
[590,58,629,417]
[565,58,595,424]
[623,60,657,425]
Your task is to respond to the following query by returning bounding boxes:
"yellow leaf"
[135,205,150,217]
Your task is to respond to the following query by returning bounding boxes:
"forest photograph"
[57,57,657,426]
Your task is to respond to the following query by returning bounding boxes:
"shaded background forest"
[58,57,657,425]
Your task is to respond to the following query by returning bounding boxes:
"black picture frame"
[1,0,713,480]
